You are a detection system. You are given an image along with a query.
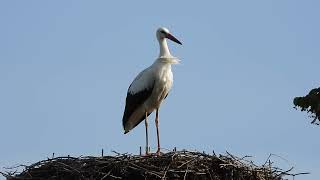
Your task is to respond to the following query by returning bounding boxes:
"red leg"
[145,111,149,155]
[155,108,161,155]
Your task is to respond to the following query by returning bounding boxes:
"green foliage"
[294,87,320,125]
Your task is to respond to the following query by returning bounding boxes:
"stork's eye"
[160,30,166,34]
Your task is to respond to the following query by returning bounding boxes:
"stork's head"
[156,27,182,45]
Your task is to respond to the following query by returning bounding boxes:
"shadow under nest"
[3,150,289,180]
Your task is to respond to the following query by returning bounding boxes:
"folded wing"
[122,68,155,133]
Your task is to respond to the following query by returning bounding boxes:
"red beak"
[166,33,182,45]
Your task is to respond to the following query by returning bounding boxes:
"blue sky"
[0,1,319,179]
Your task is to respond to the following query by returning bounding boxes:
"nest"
[1,150,298,180]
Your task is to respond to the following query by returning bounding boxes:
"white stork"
[122,27,182,155]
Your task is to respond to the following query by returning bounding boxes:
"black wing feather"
[122,81,155,132]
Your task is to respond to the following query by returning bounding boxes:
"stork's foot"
[143,147,150,156]
[156,149,162,156]
[143,150,163,156]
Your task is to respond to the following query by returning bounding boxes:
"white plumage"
[122,27,182,155]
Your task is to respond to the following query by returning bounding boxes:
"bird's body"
[122,27,182,155]
[123,58,178,133]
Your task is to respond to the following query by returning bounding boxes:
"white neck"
[158,38,171,57]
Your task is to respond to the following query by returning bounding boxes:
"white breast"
[143,63,173,112]
[157,65,173,99]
